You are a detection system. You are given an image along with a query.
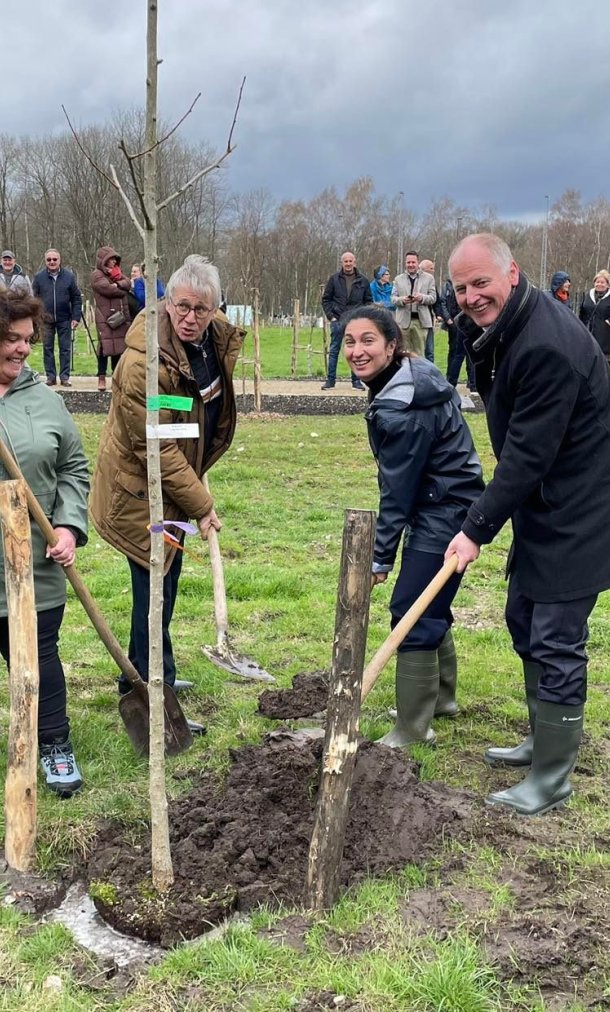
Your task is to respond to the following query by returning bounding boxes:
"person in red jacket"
[91,246,131,391]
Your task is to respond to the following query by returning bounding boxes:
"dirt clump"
[258,671,329,718]
[87,739,475,946]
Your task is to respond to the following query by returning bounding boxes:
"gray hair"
[449,233,513,276]
[166,255,221,308]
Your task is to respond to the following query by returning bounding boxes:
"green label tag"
[147,395,194,411]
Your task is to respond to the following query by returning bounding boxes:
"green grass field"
[28,325,457,383]
[0,413,609,1010]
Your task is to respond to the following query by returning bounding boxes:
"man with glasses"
[0,250,33,296]
[33,249,82,387]
[91,255,244,723]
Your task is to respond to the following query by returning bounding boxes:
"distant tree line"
[1,113,609,315]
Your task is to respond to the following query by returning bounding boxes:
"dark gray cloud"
[4,0,608,219]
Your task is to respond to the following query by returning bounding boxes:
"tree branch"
[118,139,152,229]
[61,105,117,189]
[109,164,145,239]
[125,92,202,160]
[156,76,245,212]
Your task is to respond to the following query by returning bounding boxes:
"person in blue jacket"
[342,305,484,746]
[131,262,165,312]
[369,266,394,311]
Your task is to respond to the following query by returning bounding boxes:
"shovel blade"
[201,643,276,682]
[118,684,194,757]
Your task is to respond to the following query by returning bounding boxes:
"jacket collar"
[458,272,537,363]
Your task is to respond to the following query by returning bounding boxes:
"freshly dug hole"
[87,739,476,946]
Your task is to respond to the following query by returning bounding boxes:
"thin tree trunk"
[144,0,173,892]
[0,479,39,872]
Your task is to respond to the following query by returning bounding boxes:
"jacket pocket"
[415,477,446,507]
[107,471,148,526]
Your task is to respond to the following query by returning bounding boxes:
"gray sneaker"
[39,739,83,798]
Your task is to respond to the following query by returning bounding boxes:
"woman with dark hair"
[341,305,484,746]
[0,289,89,796]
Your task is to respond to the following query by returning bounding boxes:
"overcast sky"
[4,1,608,222]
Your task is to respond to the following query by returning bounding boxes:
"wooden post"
[291,298,300,377]
[320,284,329,371]
[0,479,39,872]
[252,288,262,413]
[305,508,375,911]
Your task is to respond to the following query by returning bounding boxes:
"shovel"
[361,555,460,700]
[200,475,275,682]
[0,439,193,758]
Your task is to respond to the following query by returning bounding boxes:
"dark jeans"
[505,570,597,706]
[0,604,69,743]
[97,352,122,377]
[121,551,183,693]
[326,320,360,386]
[446,323,476,390]
[390,548,463,651]
[43,321,73,382]
[424,327,435,363]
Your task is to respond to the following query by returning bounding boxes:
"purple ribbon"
[148,520,198,536]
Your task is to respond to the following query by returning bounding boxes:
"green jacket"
[0,365,89,616]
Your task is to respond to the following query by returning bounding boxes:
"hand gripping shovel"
[200,475,275,682]
[0,439,193,758]
[361,555,460,701]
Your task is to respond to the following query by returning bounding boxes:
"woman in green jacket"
[0,290,89,797]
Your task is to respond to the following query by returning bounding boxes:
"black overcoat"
[459,273,610,602]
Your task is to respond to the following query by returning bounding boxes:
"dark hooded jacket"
[579,286,610,355]
[459,272,610,601]
[365,357,484,569]
[547,270,573,310]
[90,246,131,355]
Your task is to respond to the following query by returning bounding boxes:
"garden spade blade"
[119,683,193,757]
[201,477,275,683]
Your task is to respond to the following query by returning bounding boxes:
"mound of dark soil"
[87,739,475,946]
[258,671,329,719]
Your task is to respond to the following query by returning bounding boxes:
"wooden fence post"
[320,284,329,372]
[0,479,39,872]
[291,298,300,377]
[252,288,262,413]
[305,508,375,911]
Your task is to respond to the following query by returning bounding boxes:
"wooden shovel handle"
[361,554,460,701]
[0,437,146,695]
[202,474,229,650]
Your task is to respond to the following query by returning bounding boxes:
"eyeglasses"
[46,257,59,263]
[170,299,215,322]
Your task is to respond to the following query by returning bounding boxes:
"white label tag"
[146,423,200,439]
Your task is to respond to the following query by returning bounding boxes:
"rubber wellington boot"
[485,660,541,766]
[378,650,439,748]
[435,629,459,717]
[486,700,583,815]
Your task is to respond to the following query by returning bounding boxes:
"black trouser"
[97,352,121,377]
[0,604,69,743]
[446,323,476,390]
[505,569,597,706]
[121,551,183,694]
[43,321,72,382]
[390,548,463,651]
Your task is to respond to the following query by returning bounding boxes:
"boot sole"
[484,754,532,767]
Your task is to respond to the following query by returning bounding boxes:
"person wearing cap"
[547,271,573,309]
[370,266,394,311]
[33,249,82,387]
[91,245,131,391]
[0,251,32,296]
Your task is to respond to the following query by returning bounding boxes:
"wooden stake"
[252,288,262,412]
[291,298,300,377]
[305,508,375,911]
[319,284,329,372]
[0,479,39,872]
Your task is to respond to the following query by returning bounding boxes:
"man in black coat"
[321,251,371,390]
[445,233,610,816]
[33,248,83,386]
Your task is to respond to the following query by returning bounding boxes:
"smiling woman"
[0,289,89,798]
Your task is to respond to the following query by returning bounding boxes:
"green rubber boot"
[485,700,583,815]
[378,650,439,748]
[485,660,541,766]
[435,629,459,717]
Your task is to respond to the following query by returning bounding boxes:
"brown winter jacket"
[90,303,244,571]
[90,245,131,356]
